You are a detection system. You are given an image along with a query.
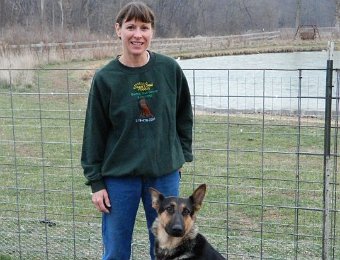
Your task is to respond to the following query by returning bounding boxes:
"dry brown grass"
[0,37,338,89]
[176,39,340,59]
[0,43,119,88]
[0,49,39,87]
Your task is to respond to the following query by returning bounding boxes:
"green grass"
[0,255,12,260]
[0,66,339,259]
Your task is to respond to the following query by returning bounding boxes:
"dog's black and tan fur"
[150,184,225,260]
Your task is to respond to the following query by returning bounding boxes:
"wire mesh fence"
[0,67,339,259]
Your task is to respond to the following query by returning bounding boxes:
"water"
[178,51,340,70]
[178,51,340,114]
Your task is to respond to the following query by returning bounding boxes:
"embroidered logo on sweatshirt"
[131,81,158,123]
[133,82,154,92]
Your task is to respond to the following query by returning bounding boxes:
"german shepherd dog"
[150,184,226,260]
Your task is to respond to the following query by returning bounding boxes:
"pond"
[179,51,340,70]
[178,51,340,114]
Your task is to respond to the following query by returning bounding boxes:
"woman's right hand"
[92,189,111,213]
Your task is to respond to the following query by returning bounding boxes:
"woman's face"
[115,19,153,57]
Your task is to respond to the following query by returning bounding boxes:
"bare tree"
[57,0,63,31]
[40,0,44,22]
[40,0,45,33]
[241,0,257,29]
[83,0,90,30]
[336,0,340,32]
[0,0,5,30]
[0,0,338,42]
[51,0,55,32]
[295,0,301,29]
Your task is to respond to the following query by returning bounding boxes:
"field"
[0,60,339,259]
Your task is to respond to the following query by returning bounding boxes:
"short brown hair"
[116,2,155,28]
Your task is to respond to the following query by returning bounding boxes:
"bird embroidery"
[138,98,154,118]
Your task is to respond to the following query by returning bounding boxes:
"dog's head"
[149,184,206,238]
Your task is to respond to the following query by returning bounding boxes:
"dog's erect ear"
[190,184,206,212]
[149,187,164,212]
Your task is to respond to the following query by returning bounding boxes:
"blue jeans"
[102,170,180,260]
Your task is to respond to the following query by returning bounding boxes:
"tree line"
[0,0,339,44]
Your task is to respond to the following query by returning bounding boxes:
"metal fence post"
[322,41,334,260]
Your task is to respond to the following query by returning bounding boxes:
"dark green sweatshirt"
[81,52,193,192]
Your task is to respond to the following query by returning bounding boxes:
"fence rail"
[1,27,339,58]
[0,31,283,59]
[0,67,340,259]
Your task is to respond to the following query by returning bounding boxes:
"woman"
[81,2,193,260]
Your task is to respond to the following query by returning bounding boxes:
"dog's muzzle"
[169,224,184,237]
[166,213,185,237]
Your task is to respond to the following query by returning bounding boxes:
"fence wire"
[0,68,339,259]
